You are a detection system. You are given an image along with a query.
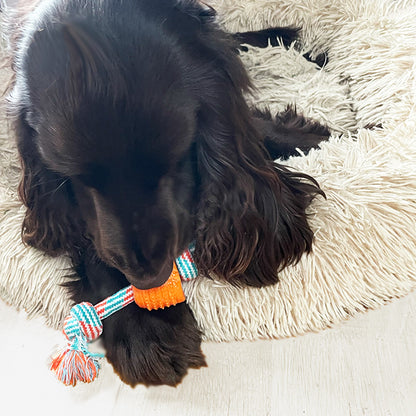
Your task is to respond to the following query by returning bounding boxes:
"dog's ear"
[194,100,323,287]
[15,110,83,256]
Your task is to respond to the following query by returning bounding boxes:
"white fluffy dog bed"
[1,0,415,342]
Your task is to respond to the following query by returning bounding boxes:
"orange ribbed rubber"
[132,263,185,310]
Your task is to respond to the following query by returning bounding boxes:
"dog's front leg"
[102,301,206,387]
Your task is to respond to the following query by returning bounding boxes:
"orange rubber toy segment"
[132,263,185,310]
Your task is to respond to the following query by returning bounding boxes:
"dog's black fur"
[10,0,329,386]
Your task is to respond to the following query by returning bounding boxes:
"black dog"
[7,0,328,386]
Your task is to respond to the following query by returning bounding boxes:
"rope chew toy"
[50,245,197,386]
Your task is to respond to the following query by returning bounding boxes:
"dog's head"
[52,95,198,290]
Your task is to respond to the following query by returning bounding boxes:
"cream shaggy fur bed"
[0,0,415,342]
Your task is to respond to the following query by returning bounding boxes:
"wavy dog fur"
[7,0,328,386]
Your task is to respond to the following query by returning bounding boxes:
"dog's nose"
[105,248,173,289]
[128,260,173,290]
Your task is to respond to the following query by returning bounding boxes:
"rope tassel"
[50,246,197,386]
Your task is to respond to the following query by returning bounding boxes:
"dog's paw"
[102,302,206,387]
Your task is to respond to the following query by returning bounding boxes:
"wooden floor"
[1,291,415,416]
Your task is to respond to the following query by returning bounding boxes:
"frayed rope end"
[50,336,104,386]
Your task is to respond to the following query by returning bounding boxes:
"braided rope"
[50,246,197,386]
[176,242,198,280]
